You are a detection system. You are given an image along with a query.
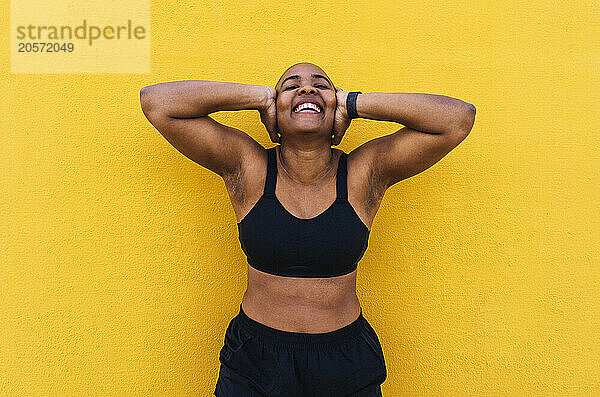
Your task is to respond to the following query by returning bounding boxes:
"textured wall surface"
[2,0,599,395]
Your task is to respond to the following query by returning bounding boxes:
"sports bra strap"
[264,147,277,196]
[336,152,348,200]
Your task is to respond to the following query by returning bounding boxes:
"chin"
[290,123,327,133]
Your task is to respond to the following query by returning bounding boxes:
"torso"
[223,145,387,333]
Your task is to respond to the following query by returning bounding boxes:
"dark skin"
[241,63,367,332]
[139,62,476,332]
[255,62,354,203]
[260,62,351,148]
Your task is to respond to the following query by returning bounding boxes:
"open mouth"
[293,102,322,114]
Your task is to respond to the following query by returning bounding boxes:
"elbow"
[139,85,156,114]
[464,102,476,117]
[452,102,476,137]
[463,103,476,130]
[139,85,152,103]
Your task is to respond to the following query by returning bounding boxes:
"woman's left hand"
[332,87,351,146]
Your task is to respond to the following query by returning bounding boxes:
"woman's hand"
[259,86,280,144]
[332,87,351,146]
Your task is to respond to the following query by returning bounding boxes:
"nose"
[298,85,317,95]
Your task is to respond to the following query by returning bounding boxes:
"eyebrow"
[280,74,332,88]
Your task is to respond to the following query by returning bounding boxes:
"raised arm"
[348,92,476,189]
[139,80,275,178]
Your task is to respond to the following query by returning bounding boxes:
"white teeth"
[294,102,321,112]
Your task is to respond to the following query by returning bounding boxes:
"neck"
[276,143,336,186]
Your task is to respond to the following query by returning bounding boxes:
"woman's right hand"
[259,86,280,144]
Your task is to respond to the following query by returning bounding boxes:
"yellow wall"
[2,0,599,395]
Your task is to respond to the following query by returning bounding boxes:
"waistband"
[236,303,366,346]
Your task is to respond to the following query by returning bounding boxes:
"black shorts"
[214,304,387,397]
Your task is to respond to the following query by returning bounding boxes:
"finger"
[332,134,341,146]
[269,128,279,144]
[333,122,346,146]
[331,126,341,146]
[274,121,281,143]
[266,122,278,143]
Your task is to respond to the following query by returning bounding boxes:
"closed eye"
[284,84,330,90]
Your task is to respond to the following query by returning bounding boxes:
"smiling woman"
[267,62,340,148]
[139,61,475,396]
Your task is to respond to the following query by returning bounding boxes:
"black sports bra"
[237,146,370,278]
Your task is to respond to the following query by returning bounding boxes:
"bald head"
[275,62,333,92]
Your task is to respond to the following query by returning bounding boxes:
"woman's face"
[275,63,336,142]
